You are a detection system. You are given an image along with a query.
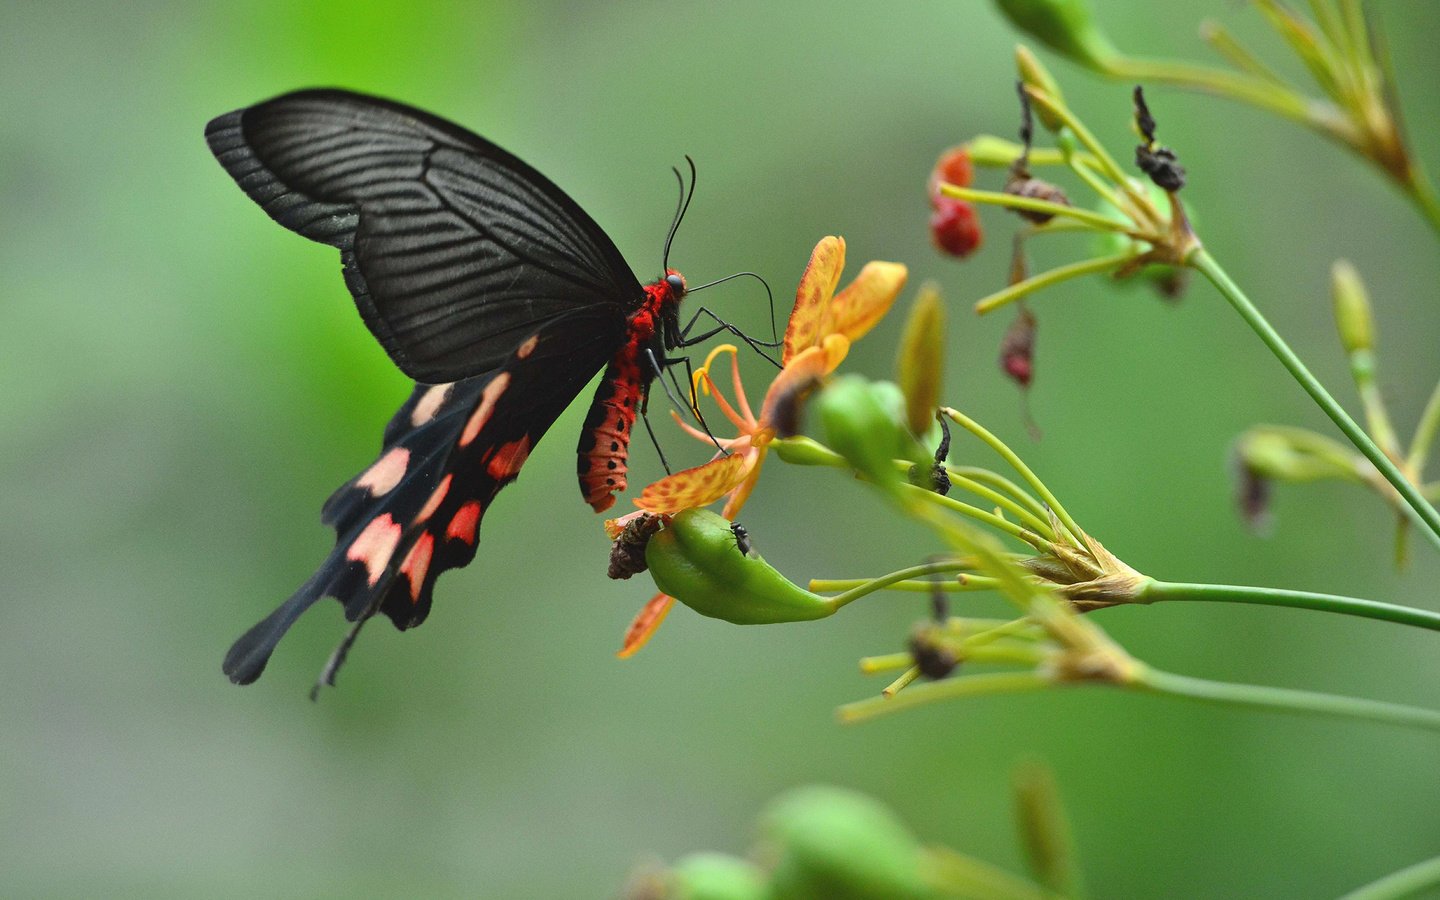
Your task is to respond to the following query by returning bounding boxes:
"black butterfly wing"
[222,306,626,685]
[205,88,644,383]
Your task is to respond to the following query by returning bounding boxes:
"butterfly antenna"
[662,156,697,273]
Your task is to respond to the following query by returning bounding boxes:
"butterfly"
[206,88,710,689]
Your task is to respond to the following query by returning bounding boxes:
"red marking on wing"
[416,474,452,523]
[410,383,453,427]
[399,532,436,602]
[459,373,511,447]
[446,501,483,544]
[487,436,532,480]
[346,514,403,586]
[355,447,410,495]
[516,335,539,358]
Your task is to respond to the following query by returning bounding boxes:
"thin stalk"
[883,666,921,697]
[1201,20,1292,86]
[1338,855,1440,900]
[1021,87,1159,225]
[811,575,1003,594]
[825,560,971,609]
[949,466,1052,522]
[838,671,1052,723]
[948,473,1053,534]
[1191,249,1440,553]
[942,408,1085,542]
[939,184,1132,233]
[973,252,1140,315]
[1136,667,1440,733]
[900,481,1045,546]
[1406,376,1440,473]
[1142,580,1440,632]
[1110,56,1322,128]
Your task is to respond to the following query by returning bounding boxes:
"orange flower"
[615,236,906,656]
[636,236,906,520]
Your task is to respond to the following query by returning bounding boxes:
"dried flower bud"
[1004,172,1070,224]
[909,624,959,680]
[1000,307,1038,388]
[1015,45,1066,131]
[608,512,664,579]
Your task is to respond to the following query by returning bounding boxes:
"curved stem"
[940,184,1135,233]
[1406,376,1440,473]
[1110,56,1335,133]
[811,575,1002,594]
[1190,249,1440,553]
[1142,580,1440,632]
[1339,855,1440,900]
[1136,667,1440,733]
[949,466,1052,521]
[973,251,1141,315]
[941,408,1085,542]
[825,560,971,610]
[837,671,1052,723]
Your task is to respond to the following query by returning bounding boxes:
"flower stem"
[1141,580,1440,632]
[1190,249,1440,553]
[973,251,1141,315]
[1406,376,1440,474]
[941,408,1085,542]
[1135,666,1440,733]
[940,184,1134,233]
[837,671,1052,723]
[1338,855,1440,900]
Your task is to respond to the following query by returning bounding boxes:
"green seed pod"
[669,853,766,900]
[645,509,835,625]
[896,284,946,437]
[992,0,1121,72]
[1015,45,1066,132]
[762,786,935,900]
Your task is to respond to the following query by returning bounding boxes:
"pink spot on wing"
[446,501,482,545]
[346,514,402,586]
[355,447,409,496]
[459,373,511,447]
[416,474,452,523]
[516,334,540,359]
[486,437,532,480]
[411,383,453,427]
[399,532,435,602]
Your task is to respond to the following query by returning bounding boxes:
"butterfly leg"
[644,347,729,457]
[677,307,783,368]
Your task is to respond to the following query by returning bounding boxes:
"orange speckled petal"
[759,344,835,426]
[783,236,846,363]
[829,260,907,343]
[634,451,751,514]
[720,452,767,520]
[617,593,676,658]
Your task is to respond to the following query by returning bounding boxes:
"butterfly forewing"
[205,89,645,383]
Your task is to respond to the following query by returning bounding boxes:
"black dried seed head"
[608,513,664,579]
[1133,85,1186,192]
[1003,174,1071,225]
[909,626,959,680]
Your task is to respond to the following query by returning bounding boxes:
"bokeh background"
[3,1,1438,896]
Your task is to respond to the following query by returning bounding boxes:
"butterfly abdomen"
[577,349,645,513]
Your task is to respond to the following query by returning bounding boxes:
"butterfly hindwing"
[205,88,645,383]
[222,307,627,685]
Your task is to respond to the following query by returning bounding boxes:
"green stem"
[947,473,1053,534]
[899,481,1046,546]
[973,252,1140,315]
[1135,667,1440,733]
[939,184,1134,233]
[825,560,973,610]
[811,575,1003,594]
[1142,580,1440,632]
[1338,855,1440,900]
[1406,376,1440,473]
[1110,56,1326,130]
[941,408,1085,542]
[948,466,1052,522]
[1190,249,1440,553]
[838,671,1052,723]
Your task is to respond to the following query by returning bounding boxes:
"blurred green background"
[3,1,1438,896]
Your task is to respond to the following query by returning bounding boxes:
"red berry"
[929,195,983,258]
[933,146,974,189]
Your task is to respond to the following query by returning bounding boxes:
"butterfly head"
[663,269,688,305]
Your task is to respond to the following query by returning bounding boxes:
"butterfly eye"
[666,272,686,298]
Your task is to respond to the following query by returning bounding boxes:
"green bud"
[818,376,915,491]
[965,135,1027,168]
[1331,259,1375,356]
[762,786,934,900]
[896,283,946,437]
[1015,45,1066,131]
[1236,429,1353,483]
[992,0,1121,72]
[669,853,766,900]
[646,509,835,625]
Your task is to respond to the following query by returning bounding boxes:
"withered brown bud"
[909,625,959,680]
[1133,85,1186,192]
[1004,174,1071,224]
[608,513,664,579]
[1000,307,1038,388]
[769,371,822,438]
